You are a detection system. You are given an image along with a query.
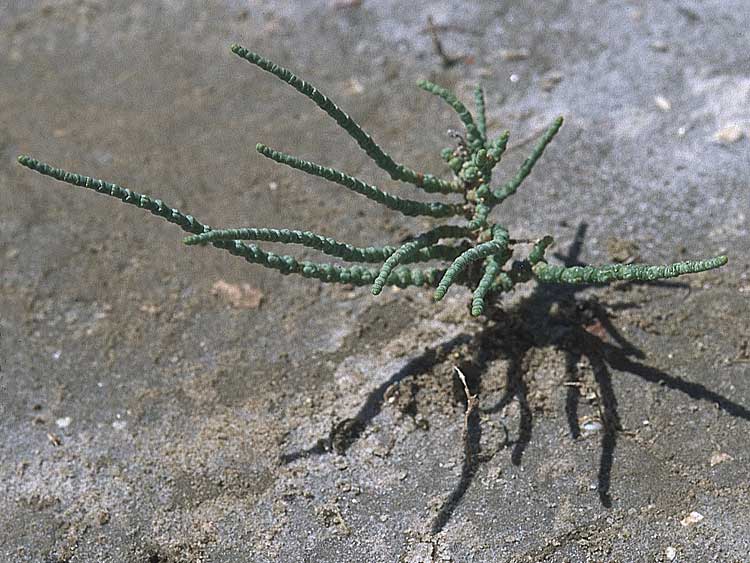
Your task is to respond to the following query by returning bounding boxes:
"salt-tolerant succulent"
[17,44,728,316]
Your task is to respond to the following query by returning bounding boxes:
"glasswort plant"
[17,44,728,315]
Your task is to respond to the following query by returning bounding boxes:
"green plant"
[17,44,727,315]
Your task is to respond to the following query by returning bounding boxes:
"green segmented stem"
[15,156,445,290]
[231,44,456,194]
[490,117,563,205]
[471,248,513,316]
[474,86,487,145]
[214,238,444,287]
[187,227,392,262]
[256,144,463,218]
[384,265,445,288]
[434,224,510,301]
[419,242,475,262]
[528,236,555,264]
[487,131,510,165]
[533,255,728,284]
[471,257,499,316]
[17,156,207,235]
[372,225,471,295]
[468,203,491,230]
[185,227,469,264]
[490,271,514,293]
[418,79,483,151]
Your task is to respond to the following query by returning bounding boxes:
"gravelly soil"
[1,1,749,562]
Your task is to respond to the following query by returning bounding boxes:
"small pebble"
[713,125,744,145]
[665,546,677,560]
[55,417,71,428]
[582,420,602,433]
[541,72,563,92]
[655,96,672,111]
[709,452,732,467]
[345,77,365,95]
[500,48,529,62]
[680,511,704,526]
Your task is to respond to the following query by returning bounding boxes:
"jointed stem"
[487,131,510,166]
[256,144,464,218]
[185,227,469,264]
[372,225,471,295]
[418,79,484,151]
[473,86,487,145]
[528,236,555,265]
[16,156,445,289]
[214,239,445,288]
[490,117,563,205]
[17,155,208,235]
[533,255,728,284]
[231,44,456,194]
[435,224,510,301]
[471,250,512,316]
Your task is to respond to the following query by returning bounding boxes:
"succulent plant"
[17,44,728,316]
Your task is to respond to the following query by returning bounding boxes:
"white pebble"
[55,417,71,428]
[710,452,733,467]
[680,511,704,526]
[714,125,744,145]
[582,420,602,432]
[654,95,672,111]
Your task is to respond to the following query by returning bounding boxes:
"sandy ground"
[1,1,749,561]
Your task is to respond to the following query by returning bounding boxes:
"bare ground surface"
[1,1,749,562]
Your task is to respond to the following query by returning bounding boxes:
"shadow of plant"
[280,223,750,533]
